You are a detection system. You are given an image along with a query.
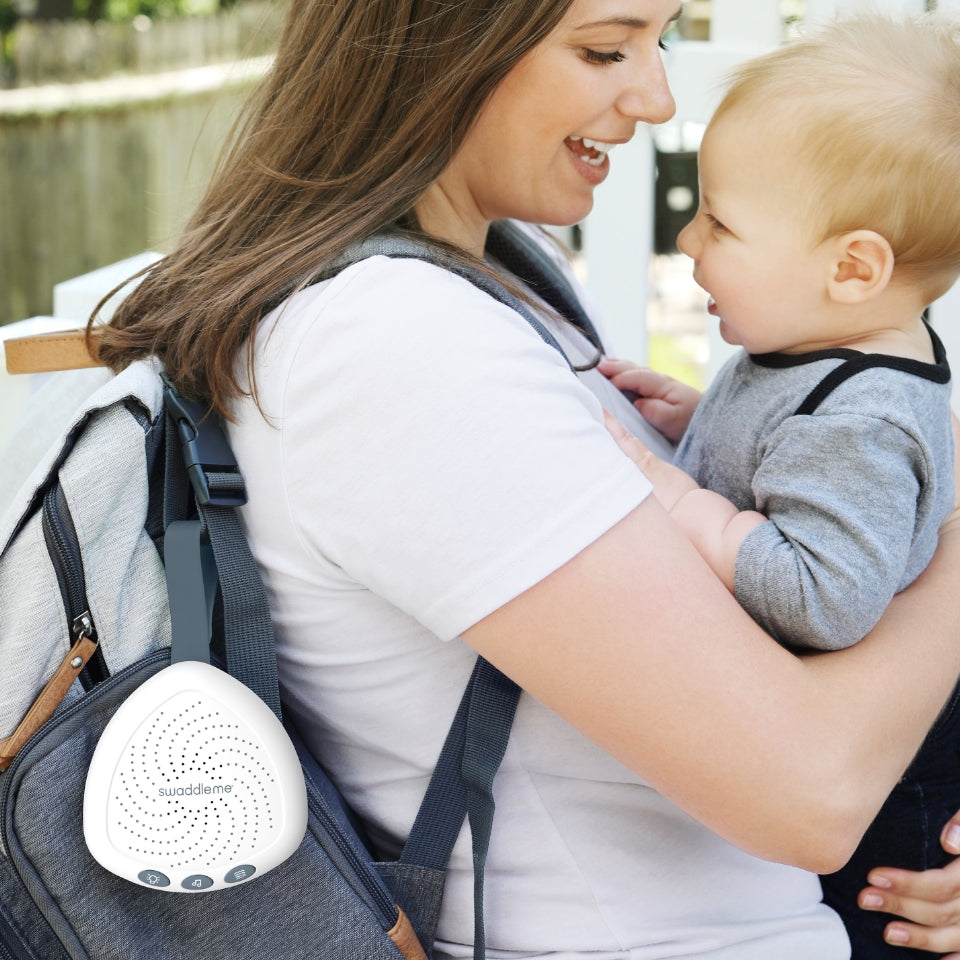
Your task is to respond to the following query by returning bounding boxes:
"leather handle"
[0,634,99,771]
[387,907,429,960]
[4,328,105,374]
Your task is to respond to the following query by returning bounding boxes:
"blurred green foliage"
[0,0,17,32]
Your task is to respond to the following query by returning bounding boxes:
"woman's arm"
[463,430,960,876]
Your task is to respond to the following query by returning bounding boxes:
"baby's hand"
[604,410,764,594]
[599,358,701,444]
[602,410,700,513]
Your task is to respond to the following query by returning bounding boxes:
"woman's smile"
[564,135,615,184]
[417,0,679,255]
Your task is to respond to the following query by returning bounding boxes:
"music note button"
[181,874,214,890]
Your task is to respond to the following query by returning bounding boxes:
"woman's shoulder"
[290,251,497,320]
[258,250,570,381]
[265,222,588,343]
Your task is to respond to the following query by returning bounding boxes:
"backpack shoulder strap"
[314,221,599,369]
[486,220,604,352]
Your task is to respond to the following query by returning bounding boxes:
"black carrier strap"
[485,221,604,353]
[793,323,950,416]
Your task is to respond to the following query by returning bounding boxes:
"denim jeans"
[820,677,960,959]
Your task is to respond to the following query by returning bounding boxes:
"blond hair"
[713,13,960,299]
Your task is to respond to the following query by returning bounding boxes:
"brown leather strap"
[386,907,429,960]
[4,328,105,374]
[0,633,99,771]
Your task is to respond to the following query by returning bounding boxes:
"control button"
[138,870,171,888]
[181,874,214,891]
[224,864,257,884]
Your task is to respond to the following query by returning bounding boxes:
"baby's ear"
[826,230,894,304]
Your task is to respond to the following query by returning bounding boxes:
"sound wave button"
[138,870,170,888]
[182,874,214,891]
[225,865,257,884]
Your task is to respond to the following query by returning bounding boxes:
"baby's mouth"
[565,136,615,167]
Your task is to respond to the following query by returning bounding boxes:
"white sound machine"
[83,660,307,893]
[83,516,307,893]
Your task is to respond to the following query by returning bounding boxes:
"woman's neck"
[415,180,490,258]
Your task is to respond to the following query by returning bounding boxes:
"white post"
[586,0,786,366]
[661,1,784,383]
[710,1,782,43]
[581,133,656,363]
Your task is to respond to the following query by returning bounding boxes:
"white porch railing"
[0,254,159,463]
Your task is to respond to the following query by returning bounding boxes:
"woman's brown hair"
[96,0,575,416]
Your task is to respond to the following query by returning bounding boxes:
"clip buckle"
[161,373,247,508]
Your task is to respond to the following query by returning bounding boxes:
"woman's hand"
[598,357,701,444]
[858,812,960,956]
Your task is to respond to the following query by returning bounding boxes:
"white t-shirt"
[226,237,849,959]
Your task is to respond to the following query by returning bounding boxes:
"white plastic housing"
[83,660,307,893]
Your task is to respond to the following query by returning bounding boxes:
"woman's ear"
[826,230,895,304]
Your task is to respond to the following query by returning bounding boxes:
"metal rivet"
[71,657,83,669]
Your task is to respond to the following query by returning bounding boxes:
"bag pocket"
[3,654,421,960]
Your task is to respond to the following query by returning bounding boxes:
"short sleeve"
[255,256,652,639]
[734,412,928,650]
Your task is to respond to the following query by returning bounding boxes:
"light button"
[137,870,170,888]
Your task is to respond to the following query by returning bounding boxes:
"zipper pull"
[72,610,96,643]
[0,633,99,770]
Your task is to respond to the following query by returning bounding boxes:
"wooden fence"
[1,2,285,88]
[0,4,286,326]
[0,57,269,326]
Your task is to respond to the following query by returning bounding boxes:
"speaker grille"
[103,691,279,869]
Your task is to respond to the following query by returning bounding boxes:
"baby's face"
[676,110,833,355]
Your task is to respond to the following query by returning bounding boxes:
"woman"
[96,0,960,956]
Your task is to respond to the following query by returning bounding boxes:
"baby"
[602,14,960,959]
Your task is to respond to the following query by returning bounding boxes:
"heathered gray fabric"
[0,366,112,514]
[674,347,954,651]
[0,358,170,742]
